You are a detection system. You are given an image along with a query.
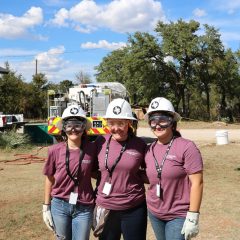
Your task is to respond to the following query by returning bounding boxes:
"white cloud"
[47,62,97,83]
[193,8,207,17]
[211,0,240,13]
[81,40,127,50]
[0,48,39,57]
[43,0,69,7]
[35,46,68,72]
[50,8,69,26]
[50,0,166,33]
[74,25,93,33]
[221,32,240,41]
[0,7,43,39]
[0,46,97,83]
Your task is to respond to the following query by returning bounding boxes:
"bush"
[0,130,30,148]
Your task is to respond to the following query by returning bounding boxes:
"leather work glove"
[181,211,199,240]
[42,204,54,231]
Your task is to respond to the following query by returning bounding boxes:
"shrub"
[0,130,30,148]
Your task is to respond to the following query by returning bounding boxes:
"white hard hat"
[145,97,181,121]
[61,105,91,130]
[104,98,137,120]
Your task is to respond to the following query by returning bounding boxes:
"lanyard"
[151,137,174,180]
[65,143,84,187]
[104,135,127,178]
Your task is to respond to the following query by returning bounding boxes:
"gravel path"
[137,127,240,144]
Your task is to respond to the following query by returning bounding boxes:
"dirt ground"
[0,124,240,239]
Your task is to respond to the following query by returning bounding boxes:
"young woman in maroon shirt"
[94,98,147,240]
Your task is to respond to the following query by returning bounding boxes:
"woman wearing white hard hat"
[42,104,97,240]
[93,98,147,240]
[144,97,203,240]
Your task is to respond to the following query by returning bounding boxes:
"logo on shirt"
[126,150,139,156]
[82,159,91,164]
[167,154,177,160]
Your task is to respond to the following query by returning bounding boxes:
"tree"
[96,32,168,105]
[95,20,240,121]
[59,80,74,93]
[155,19,200,116]
[75,71,92,84]
[95,48,128,84]
[193,24,224,120]
[32,73,48,89]
[123,32,167,105]
[211,49,239,122]
[30,73,48,118]
[0,62,26,114]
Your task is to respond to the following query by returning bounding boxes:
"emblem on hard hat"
[151,101,159,109]
[70,107,79,115]
[113,106,121,115]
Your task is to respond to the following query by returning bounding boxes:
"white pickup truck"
[0,113,25,130]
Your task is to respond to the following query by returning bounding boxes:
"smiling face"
[149,112,174,144]
[107,119,131,141]
[63,118,86,144]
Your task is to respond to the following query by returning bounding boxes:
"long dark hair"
[128,126,135,138]
[172,121,181,137]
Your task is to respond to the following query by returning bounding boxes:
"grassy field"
[0,122,240,239]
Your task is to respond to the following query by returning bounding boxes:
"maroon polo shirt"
[96,134,146,210]
[43,138,97,205]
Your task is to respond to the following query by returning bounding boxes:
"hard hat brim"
[104,116,137,121]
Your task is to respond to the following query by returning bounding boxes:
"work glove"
[42,204,54,231]
[181,211,199,240]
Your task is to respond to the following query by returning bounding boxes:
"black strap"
[65,143,84,187]
[104,135,127,178]
[151,137,174,180]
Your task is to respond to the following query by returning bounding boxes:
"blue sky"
[0,0,240,83]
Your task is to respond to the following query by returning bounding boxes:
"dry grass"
[0,122,240,239]
[195,143,240,240]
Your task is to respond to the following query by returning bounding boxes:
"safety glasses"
[63,119,87,133]
[149,114,173,129]
[107,120,129,128]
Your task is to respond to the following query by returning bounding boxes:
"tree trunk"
[205,85,210,120]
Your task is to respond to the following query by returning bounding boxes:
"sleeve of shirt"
[43,146,56,176]
[183,141,203,175]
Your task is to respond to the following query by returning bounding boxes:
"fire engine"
[47,82,137,140]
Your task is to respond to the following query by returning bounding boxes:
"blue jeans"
[148,210,185,240]
[99,201,147,240]
[51,197,93,240]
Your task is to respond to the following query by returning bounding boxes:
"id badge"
[102,182,112,195]
[156,184,161,198]
[69,192,78,204]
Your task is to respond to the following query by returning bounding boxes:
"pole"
[47,92,49,118]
